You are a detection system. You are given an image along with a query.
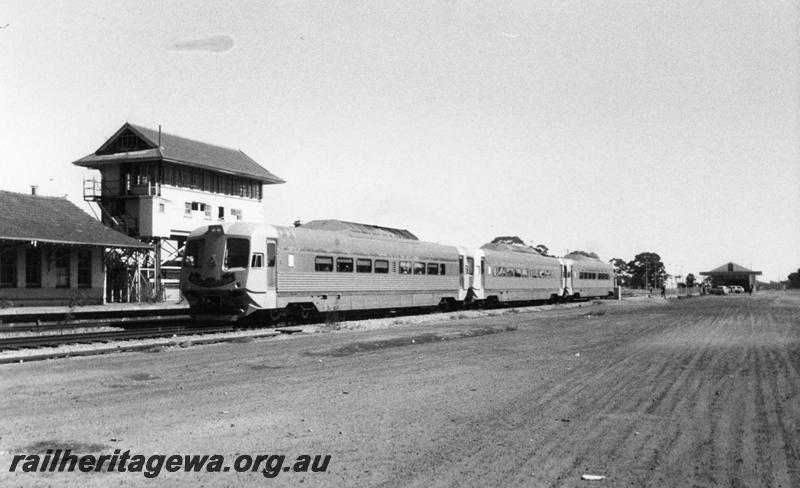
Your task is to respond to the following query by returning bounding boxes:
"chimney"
[31,185,38,196]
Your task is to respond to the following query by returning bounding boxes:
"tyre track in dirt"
[379,294,800,487]
[2,294,799,487]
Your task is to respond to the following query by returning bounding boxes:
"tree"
[566,250,599,259]
[627,252,667,289]
[685,273,696,287]
[788,268,800,288]
[533,244,549,256]
[490,236,525,246]
[609,258,631,286]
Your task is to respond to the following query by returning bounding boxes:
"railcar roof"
[300,220,418,240]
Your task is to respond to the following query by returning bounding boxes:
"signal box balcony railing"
[83,178,161,199]
[83,178,102,202]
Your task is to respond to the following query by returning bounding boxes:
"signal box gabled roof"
[72,123,285,184]
[0,190,150,249]
[700,262,762,276]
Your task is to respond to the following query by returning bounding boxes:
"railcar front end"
[179,223,275,320]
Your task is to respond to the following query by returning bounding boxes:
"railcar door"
[265,239,277,308]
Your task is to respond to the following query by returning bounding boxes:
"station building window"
[25,248,41,288]
[77,250,91,288]
[0,249,17,288]
[55,250,70,288]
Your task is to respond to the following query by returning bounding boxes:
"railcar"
[476,243,563,305]
[562,255,615,299]
[179,221,472,321]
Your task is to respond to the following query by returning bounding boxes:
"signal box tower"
[73,123,284,301]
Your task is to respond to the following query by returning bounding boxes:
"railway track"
[0,324,237,351]
[0,321,304,364]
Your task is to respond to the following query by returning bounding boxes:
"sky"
[1,1,798,282]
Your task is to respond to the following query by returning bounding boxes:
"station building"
[700,262,762,292]
[72,123,285,300]
[0,189,150,306]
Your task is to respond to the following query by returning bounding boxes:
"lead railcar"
[179,220,473,321]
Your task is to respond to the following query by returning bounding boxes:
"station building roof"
[72,122,285,184]
[0,190,150,249]
[700,262,762,276]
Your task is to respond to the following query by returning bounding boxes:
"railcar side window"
[427,263,438,275]
[356,259,372,273]
[374,260,389,274]
[251,253,263,268]
[184,240,204,268]
[224,238,250,269]
[315,256,333,272]
[413,262,425,275]
[440,264,446,275]
[399,261,412,274]
[337,257,354,272]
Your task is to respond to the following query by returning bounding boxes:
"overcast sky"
[1,1,798,281]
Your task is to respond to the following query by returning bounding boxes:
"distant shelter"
[0,190,150,306]
[700,262,762,292]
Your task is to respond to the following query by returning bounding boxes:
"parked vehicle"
[728,285,745,293]
[709,286,729,295]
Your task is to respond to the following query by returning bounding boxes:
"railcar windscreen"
[184,239,204,268]
[225,238,250,269]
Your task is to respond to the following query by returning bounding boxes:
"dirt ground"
[1,292,798,487]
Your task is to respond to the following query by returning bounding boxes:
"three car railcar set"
[179,221,615,321]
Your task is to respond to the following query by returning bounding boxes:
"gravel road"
[1,292,798,487]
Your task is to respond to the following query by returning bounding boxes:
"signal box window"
[413,262,425,275]
[356,259,372,273]
[427,263,439,275]
[315,256,333,272]
[225,238,250,269]
[337,257,354,272]
[374,260,389,274]
[399,261,412,275]
[184,240,204,268]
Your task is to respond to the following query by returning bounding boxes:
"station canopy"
[699,262,762,278]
